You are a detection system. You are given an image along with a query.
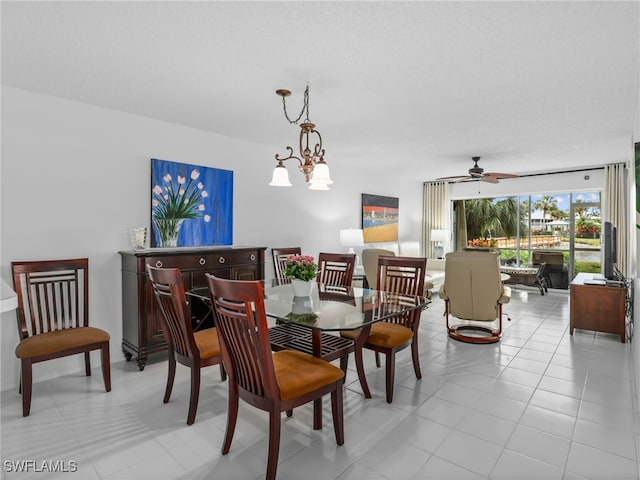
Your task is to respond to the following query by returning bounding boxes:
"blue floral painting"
[150,158,233,247]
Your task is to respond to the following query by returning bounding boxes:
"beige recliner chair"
[439,250,511,343]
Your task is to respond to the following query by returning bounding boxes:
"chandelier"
[269,85,333,190]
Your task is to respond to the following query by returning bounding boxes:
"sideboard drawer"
[210,250,260,267]
[144,254,213,270]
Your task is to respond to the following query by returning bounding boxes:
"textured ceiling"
[2,1,639,181]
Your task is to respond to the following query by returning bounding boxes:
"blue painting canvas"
[150,158,233,247]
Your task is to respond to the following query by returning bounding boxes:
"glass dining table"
[188,281,430,429]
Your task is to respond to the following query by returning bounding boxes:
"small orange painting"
[361,194,399,243]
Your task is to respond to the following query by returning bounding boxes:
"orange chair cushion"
[364,322,413,349]
[15,327,110,359]
[273,350,344,401]
[194,328,222,359]
[340,329,360,340]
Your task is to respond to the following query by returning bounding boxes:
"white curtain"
[422,181,450,257]
[603,163,627,276]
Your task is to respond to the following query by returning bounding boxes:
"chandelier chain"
[281,85,310,125]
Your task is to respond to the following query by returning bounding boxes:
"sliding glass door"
[457,190,601,289]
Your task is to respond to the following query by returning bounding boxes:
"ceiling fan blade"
[435,175,472,181]
[479,176,500,184]
[483,172,519,179]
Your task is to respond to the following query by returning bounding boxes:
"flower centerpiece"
[283,254,318,297]
[152,169,210,247]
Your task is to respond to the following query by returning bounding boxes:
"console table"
[120,246,266,370]
[570,272,629,343]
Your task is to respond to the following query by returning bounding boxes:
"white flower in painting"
[204,215,211,222]
[201,191,209,198]
[152,168,208,221]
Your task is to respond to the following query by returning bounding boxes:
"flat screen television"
[603,221,617,280]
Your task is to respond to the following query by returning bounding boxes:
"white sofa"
[361,240,446,289]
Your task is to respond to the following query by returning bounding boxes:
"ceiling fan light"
[269,165,292,187]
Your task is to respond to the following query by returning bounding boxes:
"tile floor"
[2,287,639,479]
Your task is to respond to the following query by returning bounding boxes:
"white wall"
[0,86,425,390]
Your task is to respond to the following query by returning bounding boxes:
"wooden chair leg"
[21,358,32,417]
[219,362,227,381]
[286,409,293,417]
[385,352,395,404]
[353,345,371,399]
[411,338,422,380]
[266,409,282,480]
[375,351,381,368]
[222,383,239,454]
[164,354,176,404]
[101,343,112,392]
[331,384,345,446]
[339,354,349,372]
[186,366,201,425]
[84,351,91,376]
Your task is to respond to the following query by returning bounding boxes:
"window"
[456,191,601,289]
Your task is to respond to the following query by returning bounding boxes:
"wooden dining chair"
[206,274,345,480]
[147,265,226,425]
[342,255,427,403]
[11,258,111,417]
[317,252,356,287]
[271,247,302,284]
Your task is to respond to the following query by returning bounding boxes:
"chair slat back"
[271,247,302,284]
[147,266,199,360]
[317,253,355,287]
[12,258,88,339]
[376,256,427,328]
[206,275,278,399]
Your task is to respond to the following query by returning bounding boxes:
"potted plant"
[283,254,318,297]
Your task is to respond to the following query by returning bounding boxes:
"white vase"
[291,279,313,297]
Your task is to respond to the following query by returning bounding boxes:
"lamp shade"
[430,229,447,243]
[269,165,292,187]
[309,161,333,185]
[340,228,364,247]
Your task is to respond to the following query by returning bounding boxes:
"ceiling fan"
[437,157,519,184]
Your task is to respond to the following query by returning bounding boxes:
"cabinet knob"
[250,254,256,261]
[155,260,163,268]
[199,257,206,265]
[218,256,226,264]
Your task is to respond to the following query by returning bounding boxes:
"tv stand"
[570,272,633,343]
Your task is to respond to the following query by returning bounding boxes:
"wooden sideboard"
[570,272,627,343]
[120,246,266,370]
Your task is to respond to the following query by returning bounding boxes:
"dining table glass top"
[188,282,430,332]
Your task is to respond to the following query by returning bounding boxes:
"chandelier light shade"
[271,85,332,190]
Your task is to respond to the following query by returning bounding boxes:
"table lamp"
[340,228,364,269]
[431,229,447,259]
